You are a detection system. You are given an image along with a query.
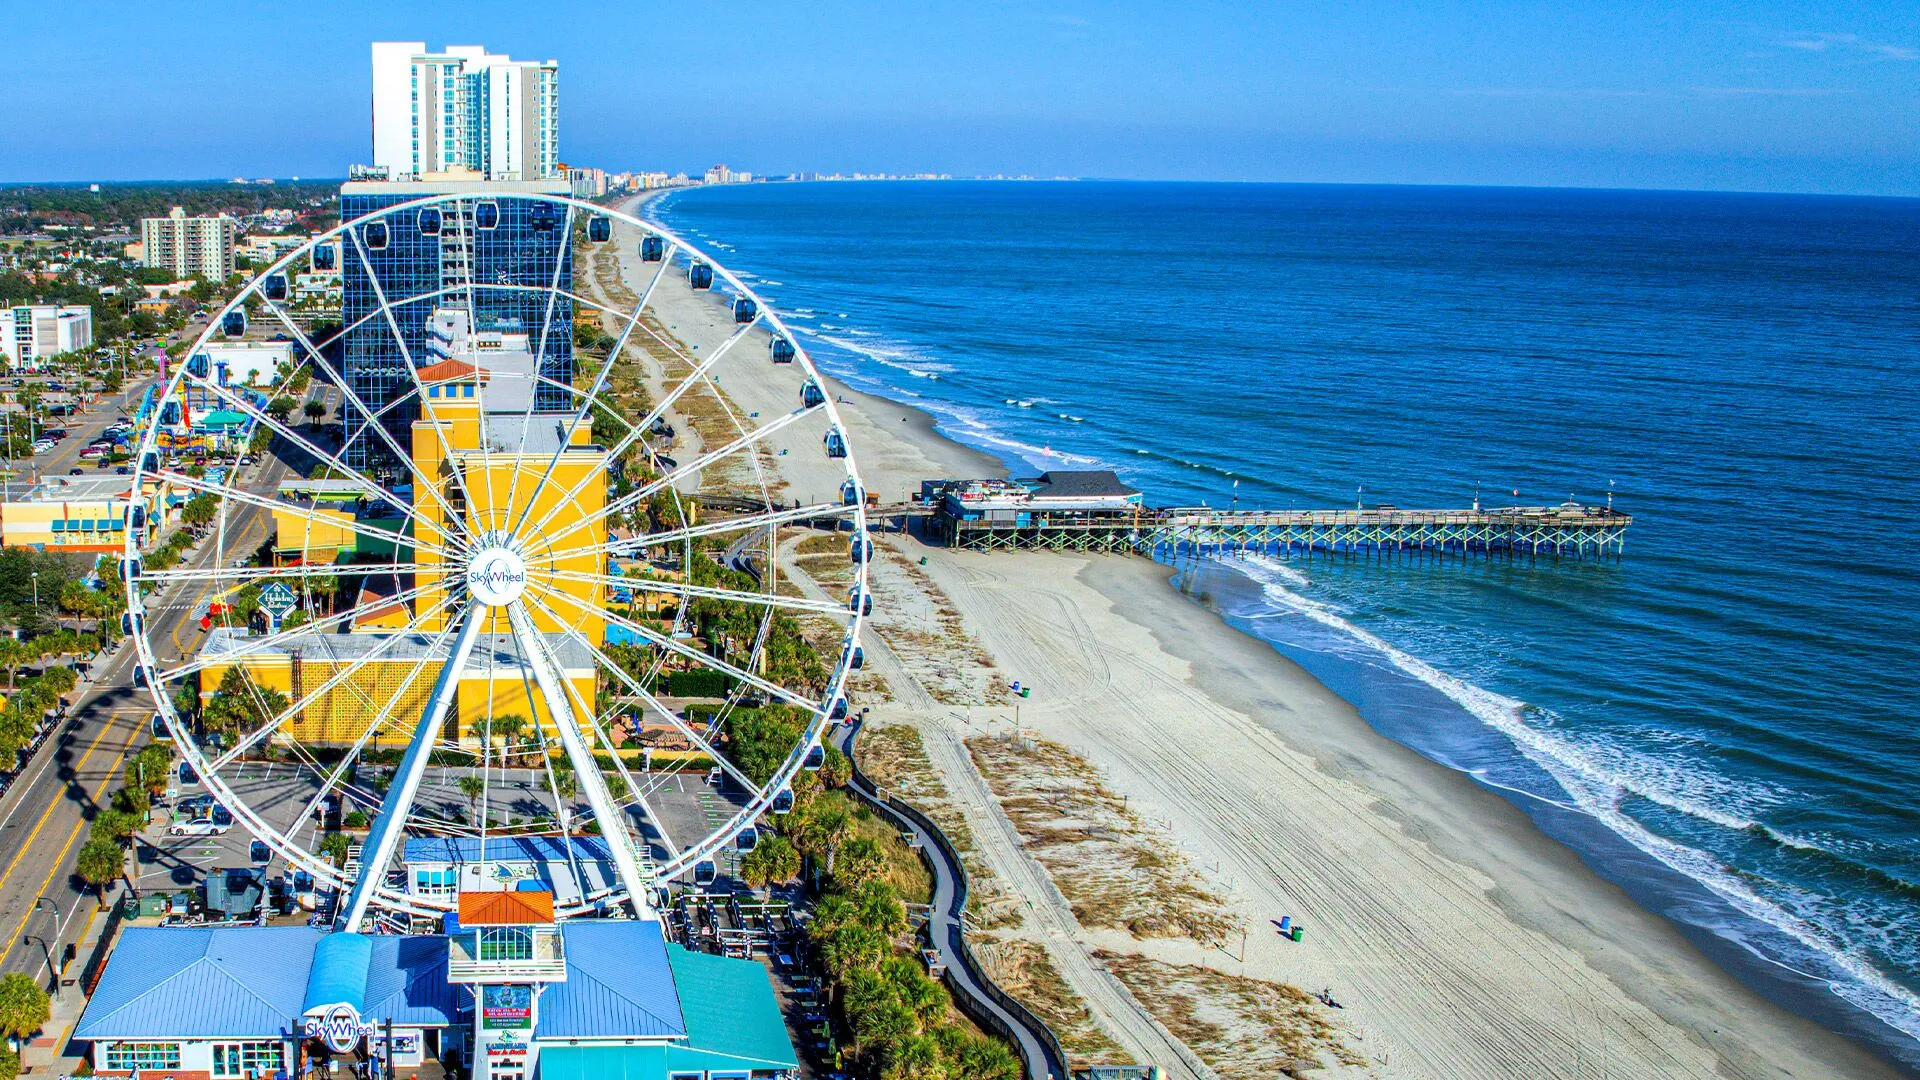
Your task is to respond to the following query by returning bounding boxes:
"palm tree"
[457,775,486,823]
[0,972,49,1047]
[76,838,123,909]
[302,399,327,424]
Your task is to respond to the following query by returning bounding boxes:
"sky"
[3,0,1917,195]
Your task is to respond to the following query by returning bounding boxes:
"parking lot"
[133,757,758,899]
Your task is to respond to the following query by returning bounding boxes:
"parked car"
[167,818,229,837]
[79,446,105,458]
[67,468,83,476]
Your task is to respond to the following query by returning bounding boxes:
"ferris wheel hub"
[466,545,530,607]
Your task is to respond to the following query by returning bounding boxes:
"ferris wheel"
[120,193,871,927]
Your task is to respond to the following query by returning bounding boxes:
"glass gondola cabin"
[263,274,288,302]
[800,381,826,409]
[689,262,714,289]
[220,311,246,338]
[824,427,848,459]
[588,215,612,242]
[417,207,443,235]
[641,235,665,261]
[733,298,757,323]
[770,337,795,364]
[311,244,336,271]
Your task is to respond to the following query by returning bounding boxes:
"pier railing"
[944,504,1631,559]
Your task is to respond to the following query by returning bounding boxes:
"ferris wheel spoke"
[252,292,467,526]
[496,206,576,535]
[516,620,684,866]
[510,588,714,857]
[155,578,445,684]
[172,370,453,550]
[523,578,825,715]
[504,245,677,543]
[543,569,853,619]
[205,590,460,771]
[289,615,463,825]
[149,469,437,561]
[526,403,825,558]
[504,317,765,551]
[139,562,436,585]
[505,601,657,916]
[612,501,853,557]
[342,605,488,932]
[345,228,477,547]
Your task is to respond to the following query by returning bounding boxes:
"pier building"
[924,473,1631,559]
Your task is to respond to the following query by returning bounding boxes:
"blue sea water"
[652,181,1920,1067]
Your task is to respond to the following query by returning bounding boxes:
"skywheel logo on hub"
[467,548,529,606]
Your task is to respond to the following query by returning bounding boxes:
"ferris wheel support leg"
[341,610,487,932]
[507,602,657,921]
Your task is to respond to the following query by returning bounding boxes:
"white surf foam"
[1219,552,1920,1041]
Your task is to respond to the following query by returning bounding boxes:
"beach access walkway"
[777,535,1212,1080]
[836,720,1067,1080]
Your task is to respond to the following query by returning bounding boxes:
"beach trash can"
[1020,687,1031,698]
[1279,915,1291,932]
[1292,925,1305,942]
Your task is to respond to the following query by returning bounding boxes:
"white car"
[167,819,230,837]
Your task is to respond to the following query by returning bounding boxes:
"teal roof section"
[304,932,373,1014]
[76,926,319,1040]
[197,408,250,429]
[534,1045,667,1080]
[533,1045,668,1076]
[665,944,800,1070]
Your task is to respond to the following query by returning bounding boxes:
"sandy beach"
[606,191,1906,1079]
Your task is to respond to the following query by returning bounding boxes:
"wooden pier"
[942,503,1632,560]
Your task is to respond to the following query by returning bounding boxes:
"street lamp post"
[31,571,39,611]
[30,895,76,999]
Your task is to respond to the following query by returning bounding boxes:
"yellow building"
[200,316,612,749]
[0,475,155,553]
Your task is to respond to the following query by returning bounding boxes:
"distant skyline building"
[140,207,236,279]
[370,42,560,182]
[1,304,92,370]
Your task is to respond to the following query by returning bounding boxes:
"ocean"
[650,180,1920,1067]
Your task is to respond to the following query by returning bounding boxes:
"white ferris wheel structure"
[121,193,871,930]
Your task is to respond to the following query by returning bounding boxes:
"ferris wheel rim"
[123,190,873,915]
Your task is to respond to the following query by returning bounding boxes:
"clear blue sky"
[4,0,1917,194]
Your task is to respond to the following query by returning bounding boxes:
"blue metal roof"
[303,932,372,1014]
[536,921,686,1040]
[404,836,612,864]
[364,935,459,1027]
[76,926,319,1040]
[79,927,460,1042]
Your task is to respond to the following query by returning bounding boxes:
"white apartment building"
[371,42,559,182]
[140,207,237,280]
[1,305,93,371]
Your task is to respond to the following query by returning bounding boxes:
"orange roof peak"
[459,890,555,925]
[418,358,487,384]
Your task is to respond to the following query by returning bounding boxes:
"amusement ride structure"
[120,194,871,929]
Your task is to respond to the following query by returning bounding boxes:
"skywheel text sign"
[304,1002,375,1053]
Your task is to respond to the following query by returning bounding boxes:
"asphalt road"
[0,391,297,988]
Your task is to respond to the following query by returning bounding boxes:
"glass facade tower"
[337,181,575,471]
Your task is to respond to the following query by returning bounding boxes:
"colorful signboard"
[481,984,533,1028]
